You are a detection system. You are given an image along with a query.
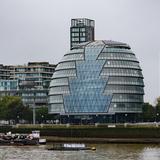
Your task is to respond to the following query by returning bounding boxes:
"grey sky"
[0,0,159,104]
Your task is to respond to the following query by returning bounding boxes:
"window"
[72,32,79,36]
[72,37,79,41]
[80,32,85,36]
[61,53,84,62]
[80,37,85,41]
[80,28,85,32]
[72,28,79,32]
[56,62,75,70]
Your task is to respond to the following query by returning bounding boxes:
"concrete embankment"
[1,124,160,143]
[43,136,160,144]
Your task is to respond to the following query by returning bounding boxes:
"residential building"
[0,64,13,80]
[0,62,56,107]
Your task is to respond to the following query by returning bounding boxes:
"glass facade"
[49,40,144,115]
[0,80,18,91]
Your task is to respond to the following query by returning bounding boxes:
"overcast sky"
[0,0,159,104]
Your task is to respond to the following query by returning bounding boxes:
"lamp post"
[156,113,159,122]
[125,113,128,123]
[17,115,19,124]
[115,114,117,124]
[33,91,36,125]
[41,115,44,124]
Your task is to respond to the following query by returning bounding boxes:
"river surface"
[0,144,160,160]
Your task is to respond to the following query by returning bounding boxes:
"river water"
[0,144,160,160]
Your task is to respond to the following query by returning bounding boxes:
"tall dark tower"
[70,18,95,49]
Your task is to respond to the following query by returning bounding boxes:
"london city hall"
[48,40,144,123]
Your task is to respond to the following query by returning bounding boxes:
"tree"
[0,96,32,123]
[142,102,155,122]
[36,107,54,123]
[155,97,160,121]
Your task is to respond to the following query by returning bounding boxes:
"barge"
[48,143,96,151]
[0,131,46,145]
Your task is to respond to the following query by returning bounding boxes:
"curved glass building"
[49,40,144,122]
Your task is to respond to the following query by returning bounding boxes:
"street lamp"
[125,113,128,123]
[41,115,44,124]
[156,113,159,122]
[33,91,36,125]
[114,114,117,124]
[17,115,19,124]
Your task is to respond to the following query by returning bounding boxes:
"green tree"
[36,107,47,123]
[0,96,32,123]
[0,97,8,120]
[155,97,160,122]
[35,107,55,123]
[142,102,155,122]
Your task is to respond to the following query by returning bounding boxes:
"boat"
[0,131,46,146]
[39,138,46,145]
[48,143,96,151]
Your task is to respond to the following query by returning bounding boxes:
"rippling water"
[0,144,160,160]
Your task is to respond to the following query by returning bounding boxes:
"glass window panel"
[104,60,140,69]
[102,47,133,54]
[108,77,144,86]
[72,28,79,32]
[80,28,85,32]
[101,68,143,77]
[61,53,84,62]
[50,78,69,86]
[112,94,143,102]
[80,37,86,41]
[68,49,84,54]
[49,104,65,113]
[56,62,76,70]
[98,52,137,61]
[53,69,76,78]
[50,86,70,95]
[49,95,63,103]
[104,84,144,94]
[109,102,142,112]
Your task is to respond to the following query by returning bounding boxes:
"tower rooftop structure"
[70,18,95,49]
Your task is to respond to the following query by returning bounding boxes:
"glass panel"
[53,69,76,78]
[49,95,63,103]
[80,37,86,41]
[50,86,70,95]
[80,28,85,32]
[63,44,112,113]
[102,47,133,53]
[109,103,142,112]
[108,77,144,86]
[61,53,84,62]
[101,68,143,77]
[104,85,144,94]
[56,62,76,70]
[104,60,140,69]
[112,94,143,102]
[67,49,84,54]
[48,104,65,113]
[50,78,68,87]
[71,28,79,32]
[98,52,137,61]
[72,37,79,41]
